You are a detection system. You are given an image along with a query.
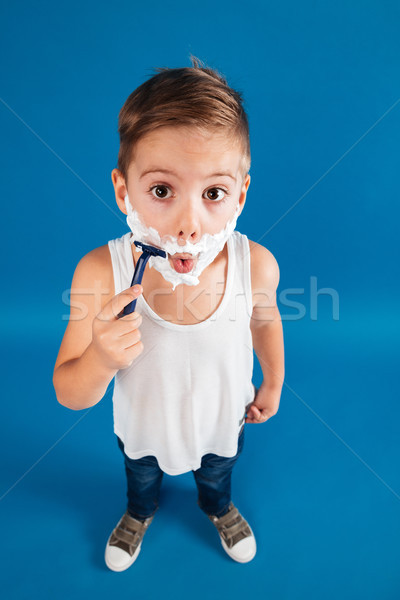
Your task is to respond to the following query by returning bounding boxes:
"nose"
[176,203,201,245]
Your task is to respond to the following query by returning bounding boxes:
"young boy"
[53,56,284,571]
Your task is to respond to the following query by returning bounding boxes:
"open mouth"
[168,254,198,274]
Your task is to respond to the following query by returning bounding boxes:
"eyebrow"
[139,168,236,182]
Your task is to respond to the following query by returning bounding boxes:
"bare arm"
[53,247,143,410]
[53,343,118,411]
[247,242,285,423]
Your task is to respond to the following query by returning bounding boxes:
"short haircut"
[116,55,251,185]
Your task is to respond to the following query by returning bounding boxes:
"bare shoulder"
[73,244,114,297]
[248,239,280,301]
[53,244,114,372]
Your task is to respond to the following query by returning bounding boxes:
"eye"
[149,185,172,200]
[148,184,229,203]
[205,187,229,202]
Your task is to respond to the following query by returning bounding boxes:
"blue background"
[1,0,400,598]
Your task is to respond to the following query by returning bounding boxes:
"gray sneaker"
[208,502,256,563]
[105,511,155,571]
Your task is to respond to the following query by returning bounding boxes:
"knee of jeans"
[128,472,163,489]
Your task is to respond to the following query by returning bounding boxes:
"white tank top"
[107,230,256,476]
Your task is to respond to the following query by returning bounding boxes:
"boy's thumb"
[131,284,142,294]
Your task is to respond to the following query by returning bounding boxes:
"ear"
[111,169,128,214]
[238,173,251,215]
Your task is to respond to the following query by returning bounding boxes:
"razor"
[121,241,167,316]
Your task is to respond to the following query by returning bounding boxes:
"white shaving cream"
[124,193,240,290]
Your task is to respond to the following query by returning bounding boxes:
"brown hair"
[116,55,251,184]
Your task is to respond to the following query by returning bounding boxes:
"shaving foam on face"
[124,193,240,291]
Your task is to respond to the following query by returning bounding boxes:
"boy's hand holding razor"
[91,284,144,371]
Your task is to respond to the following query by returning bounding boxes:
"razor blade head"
[134,240,167,259]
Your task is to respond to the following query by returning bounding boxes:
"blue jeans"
[116,424,245,521]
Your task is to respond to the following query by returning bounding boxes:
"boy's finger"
[101,285,143,320]
[245,409,257,423]
[249,405,260,419]
[245,416,259,424]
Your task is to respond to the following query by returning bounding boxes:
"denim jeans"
[116,424,245,521]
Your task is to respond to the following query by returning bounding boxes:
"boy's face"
[112,126,250,248]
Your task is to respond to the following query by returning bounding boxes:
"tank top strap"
[230,231,253,317]
[107,232,134,295]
